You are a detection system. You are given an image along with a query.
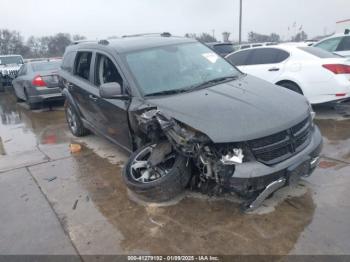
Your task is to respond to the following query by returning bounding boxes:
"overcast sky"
[1,0,349,41]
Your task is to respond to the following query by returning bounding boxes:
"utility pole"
[239,0,243,44]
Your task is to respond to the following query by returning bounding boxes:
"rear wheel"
[123,143,191,202]
[65,100,89,137]
[277,81,303,95]
[0,81,4,92]
[14,89,24,102]
[24,90,39,110]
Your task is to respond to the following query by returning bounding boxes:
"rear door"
[240,48,289,83]
[91,52,132,150]
[69,51,99,125]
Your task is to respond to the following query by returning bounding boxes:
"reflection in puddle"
[0,92,67,155]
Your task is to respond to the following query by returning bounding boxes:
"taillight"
[322,64,350,74]
[32,75,47,87]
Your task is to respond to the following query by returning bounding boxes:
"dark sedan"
[206,42,237,57]
[12,60,63,109]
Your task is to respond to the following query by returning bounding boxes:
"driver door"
[92,52,132,151]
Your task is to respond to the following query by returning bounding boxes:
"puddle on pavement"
[70,149,315,255]
[0,91,69,155]
[314,118,350,162]
[6,90,350,254]
[315,118,350,141]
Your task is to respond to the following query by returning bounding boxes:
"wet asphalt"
[0,88,350,256]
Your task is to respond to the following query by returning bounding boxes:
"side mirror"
[99,82,129,100]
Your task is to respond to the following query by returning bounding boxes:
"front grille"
[248,117,312,165]
[9,70,18,76]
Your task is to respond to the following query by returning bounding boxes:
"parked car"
[0,55,24,92]
[12,60,63,109]
[233,42,277,51]
[206,42,237,57]
[59,34,322,211]
[226,45,350,104]
[313,31,350,57]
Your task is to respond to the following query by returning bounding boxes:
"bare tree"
[72,34,86,41]
[292,31,308,42]
[248,31,281,43]
[47,33,72,57]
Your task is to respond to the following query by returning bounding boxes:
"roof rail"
[71,40,97,45]
[122,32,172,38]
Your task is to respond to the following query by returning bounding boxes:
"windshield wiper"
[144,75,239,97]
[145,88,190,97]
[189,75,239,91]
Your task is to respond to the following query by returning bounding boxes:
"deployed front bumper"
[228,126,323,197]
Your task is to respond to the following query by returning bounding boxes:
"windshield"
[31,61,61,72]
[125,42,241,96]
[0,56,23,65]
[298,47,341,58]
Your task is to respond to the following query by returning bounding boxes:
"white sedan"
[225,45,350,104]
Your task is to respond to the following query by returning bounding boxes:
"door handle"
[268,67,280,72]
[89,94,98,101]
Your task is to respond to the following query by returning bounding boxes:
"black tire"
[277,81,303,95]
[14,90,24,102]
[24,90,39,110]
[123,143,191,202]
[64,100,89,137]
[0,81,4,92]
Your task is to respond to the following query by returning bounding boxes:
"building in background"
[336,19,350,33]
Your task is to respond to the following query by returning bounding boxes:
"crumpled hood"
[147,75,310,143]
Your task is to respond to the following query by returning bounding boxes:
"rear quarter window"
[61,51,77,73]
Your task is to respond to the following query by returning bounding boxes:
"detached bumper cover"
[228,126,323,195]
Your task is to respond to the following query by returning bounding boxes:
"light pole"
[239,0,243,44]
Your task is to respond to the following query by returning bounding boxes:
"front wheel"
[123,143,191,202]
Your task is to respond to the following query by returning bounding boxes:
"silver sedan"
[12,60,63,109]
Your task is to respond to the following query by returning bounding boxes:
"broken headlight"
[214,143,254,165]
[221,148,244,165]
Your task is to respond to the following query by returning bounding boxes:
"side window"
[74,52,92,80]
[315,37,343,52]
[227,50,251,66]
[249,48,289,65]
[336,37,350,51]
[94,54,123,87]
[61,51,76,73]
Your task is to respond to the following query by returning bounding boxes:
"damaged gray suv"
[59,33,322,211]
